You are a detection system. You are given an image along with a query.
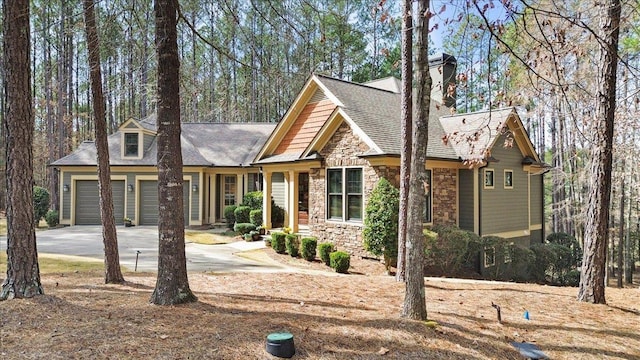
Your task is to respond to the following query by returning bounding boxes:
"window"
[124,133,139,157]
[484,169,494,189]
[504,243,514,263]
[247,173,262,192]
[223,175,236,206]
[504,170,513,189]
[423,169,432,222]
[328,169,343,219]
[484,246,496,267]
[346,168,363,221]
[327,168,363,221]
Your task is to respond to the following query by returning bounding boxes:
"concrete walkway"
[0,226,290,273]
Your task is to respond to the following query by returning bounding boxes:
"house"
[254,54,547,258]
[51,115,276,226]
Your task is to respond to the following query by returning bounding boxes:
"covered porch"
[261,160,320,233]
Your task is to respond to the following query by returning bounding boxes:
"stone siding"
[431,168,458,226]
[309,121,457,257]
[308,122,400,257]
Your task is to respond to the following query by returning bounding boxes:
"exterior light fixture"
[63,184,70,192]
[127,184,134,192]
[192,184,198,192]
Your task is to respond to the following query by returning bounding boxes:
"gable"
[274,97,336,155]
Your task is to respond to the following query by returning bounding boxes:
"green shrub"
[424,225,481,276]
[33,186,50,222]
[250,209,263,227]
[233,222,256,235]
[530,243,555,283]
[564,269,581,287]
[271,201,285,227]
[546,232,582,285]
[224,205,237,229]
[504,245,536,282]
[300,237,317,261]
[330,251,350,273]
[242,191,263,210]
[271,232,286,254]
[285,234,299,257]
[481,236,513,280]
[318,242,334,266]
[363,178,399,273]
[45,209,59,228]
[234,206,251,224]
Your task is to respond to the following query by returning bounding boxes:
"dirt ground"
[1,249,639,359]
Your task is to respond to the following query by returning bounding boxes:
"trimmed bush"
[318,242,334,266]
[234,206,251,224]
[250,209,263,227]
[233,222,256,235]
[242,191,263,210]
[33,186,50,222]
[45,209,59,228]
[330,251,350,273]
[530,243,555,283]
[271,232,286,254]
[224,205,237,229]
[285,234,299,257]
[424,225,481,276]
[363,178,399,272]
[300,237,317,261]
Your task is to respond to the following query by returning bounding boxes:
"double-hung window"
[124,133,139,157]
[327,168,363,221]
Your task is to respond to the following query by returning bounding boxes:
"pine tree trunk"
[83,0,125,284]
[402,0,429,321]
[150,0,197,306]
[578,0,621,304]
[1,0,44,300]
[396,0,412,283]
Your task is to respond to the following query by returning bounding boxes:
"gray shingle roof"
[316,75,459,160]
[51,121,276,167]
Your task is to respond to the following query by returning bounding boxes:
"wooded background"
[1,0,639,257]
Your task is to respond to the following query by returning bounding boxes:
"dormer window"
[124,133,139,157]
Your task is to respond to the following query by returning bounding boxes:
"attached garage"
[75,180,125,225]
[138,180,190,225]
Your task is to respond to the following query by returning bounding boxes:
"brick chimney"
[429,53,457,108]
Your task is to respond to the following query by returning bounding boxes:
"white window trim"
[484,246,496,267]
[504,169,514,189]
[483,168,495,189]
[121,131,143,160]
[504,242,514,263]
[326,166,364,224]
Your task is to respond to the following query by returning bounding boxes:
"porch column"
[209,174,216,223]
[288,170,298,233]
[236,173,243,205]
[263,170,272,229]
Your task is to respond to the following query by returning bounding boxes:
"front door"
[298,173,309,225]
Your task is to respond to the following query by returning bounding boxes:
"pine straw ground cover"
[1,258,639,359]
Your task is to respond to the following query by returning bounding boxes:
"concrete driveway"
[0,226,288,273]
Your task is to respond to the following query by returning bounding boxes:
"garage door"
[75,180,125,225]
[138,180,190,225]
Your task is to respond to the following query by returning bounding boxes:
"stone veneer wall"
[431,168,458,226]
[308,122,458,256]
[308,122,400,257]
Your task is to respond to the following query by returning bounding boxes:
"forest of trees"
[1,0,639,303]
